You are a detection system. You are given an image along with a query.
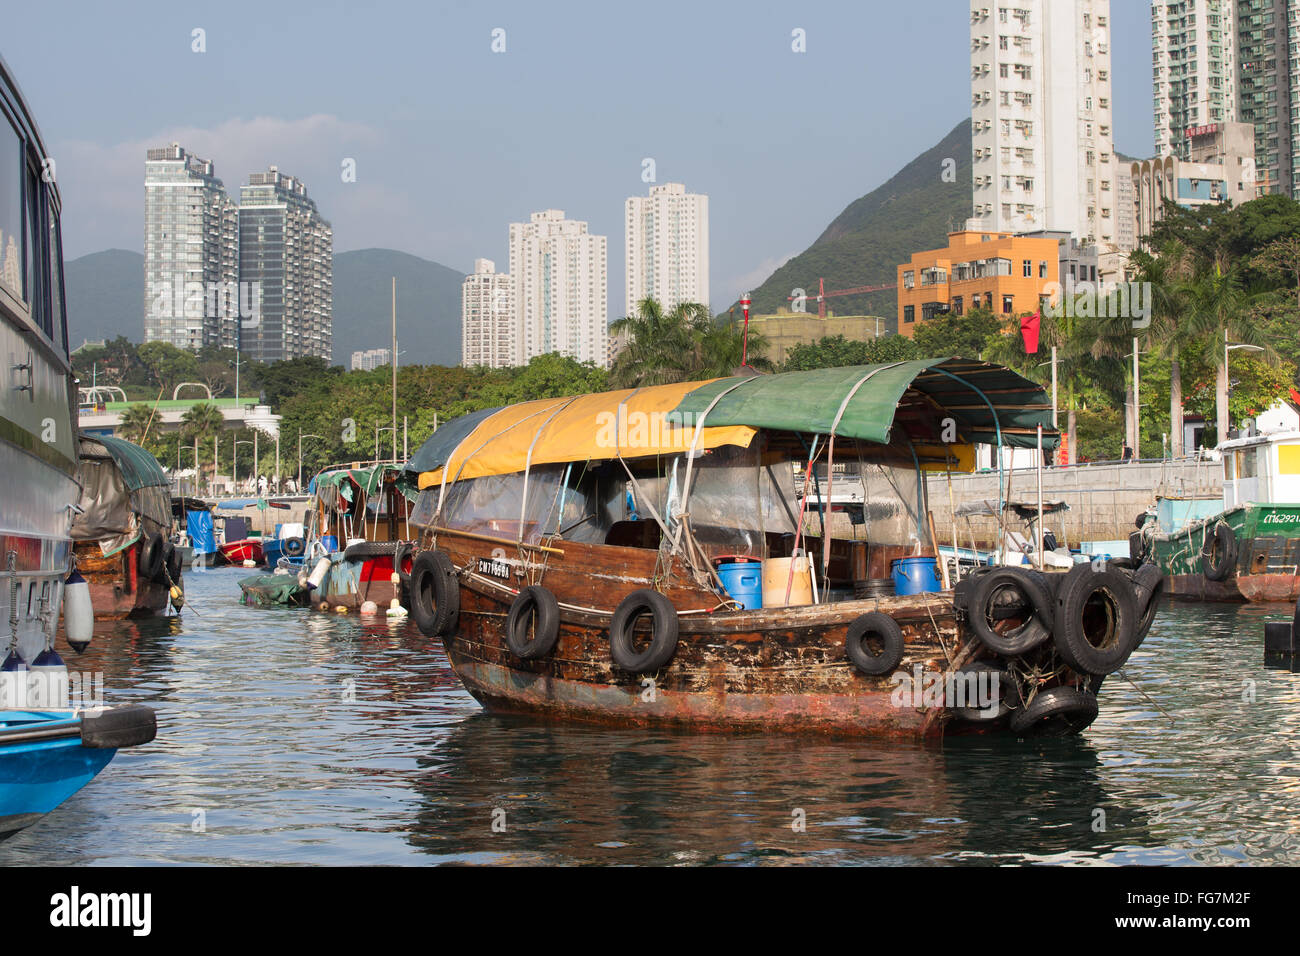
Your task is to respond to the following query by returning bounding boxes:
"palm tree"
[1130,243,1193,456]
[609,298,767,387]
[181,402,225,491]
[1185,255,1269,443]
[117,403,157,445]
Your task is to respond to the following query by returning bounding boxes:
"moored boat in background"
[70,433,180,619]
[1142,411,1300,602]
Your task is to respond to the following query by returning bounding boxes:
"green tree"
[782,334,920,371]
[1185,256,1270,441]
[116,403,159,445]
[136,340,200,393]
[910,308,1002,358]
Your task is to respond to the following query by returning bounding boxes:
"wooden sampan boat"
[403,360,1160,738]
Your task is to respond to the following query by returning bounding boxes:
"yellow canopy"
[416,380,758,489]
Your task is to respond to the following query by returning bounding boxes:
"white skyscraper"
[970,1,1118,251]
[508,210,608,367]
[143,144,238,351]
[461,258,518,368]
[624,183,709,317]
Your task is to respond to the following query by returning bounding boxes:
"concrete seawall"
[925,458,1223,548]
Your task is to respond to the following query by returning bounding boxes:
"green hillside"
[63,247,466,366]
[744,119,973,331]
[330,248,465,366]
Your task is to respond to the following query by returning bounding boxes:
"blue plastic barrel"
[891,557,941,595]
[716,561,763,610]
[320,535,339,554]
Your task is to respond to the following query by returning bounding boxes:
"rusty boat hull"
[428,531,1083,739]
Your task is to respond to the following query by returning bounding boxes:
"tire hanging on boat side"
[845,611,905,676]
[410,550,459,638]
[1201,522,1236,582]
[967,567,1053,656]
[505,585,561,660]
[1009,686,1099,737]
[138,532,164,582]
[1130,563,1164,648]
[608,589,679,673]
[1052,562,1139,676]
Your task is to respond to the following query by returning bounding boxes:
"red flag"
[1020,311,1041,354]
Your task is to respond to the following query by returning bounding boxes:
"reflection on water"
[2,567,1298,865]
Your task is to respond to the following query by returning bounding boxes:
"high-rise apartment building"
[624,183,709,317]
[970,1,1118,253]
[143,144,238,351]
[1235,0,1294,194]
[350,348,391,371]
[461,258,518,368]
[1151,1,1300,197]
[508,210,608,367]
[238,167,333,363]
[1151,0,1238,158]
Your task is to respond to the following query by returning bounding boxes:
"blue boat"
[0,706,155,839]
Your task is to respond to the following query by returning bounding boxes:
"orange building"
[895,229,1060,338]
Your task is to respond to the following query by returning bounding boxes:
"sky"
[1,0,1155,320]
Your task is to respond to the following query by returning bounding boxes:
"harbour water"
[3,566,1299,866]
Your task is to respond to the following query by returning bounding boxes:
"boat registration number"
[477,557,512,579]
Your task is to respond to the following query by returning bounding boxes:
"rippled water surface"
[4,566,1300,865]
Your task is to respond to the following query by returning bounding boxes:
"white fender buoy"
[307,557,330,591]
[0,649,29,709]
[64,569,94,654]
[386,596,408,618]
[28,647,69,708]
[360,600,379,615]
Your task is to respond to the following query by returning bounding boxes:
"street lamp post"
[1224,331,1265,443]
[298,429,323,490]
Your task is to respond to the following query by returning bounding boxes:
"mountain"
[63,247,466,365]
[330,248,465,366]
[743,119,974,332]
[64,248,144,349]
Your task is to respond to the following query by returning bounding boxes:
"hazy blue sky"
[3,0,1155,316]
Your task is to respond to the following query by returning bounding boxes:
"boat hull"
[73,541,170,620]
[219,540,264,565]
[1151,503,1300,603]
[428,530,1057,739]
[0,726,115,839]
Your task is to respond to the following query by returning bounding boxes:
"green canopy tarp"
[313,463,419,506]
[671,358,1057,450]
[92,434,169,489]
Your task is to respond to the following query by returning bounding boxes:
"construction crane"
[786,277,896,319]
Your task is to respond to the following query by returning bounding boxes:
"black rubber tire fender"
[283,536,306,558]
[967,567,1053,656]
[81,704,157,749]
[505,585,561,660]
[137,532,164,582]
[608,589,679,673]
[166,541,183,583]
[1053,563,1139,676]
[950,661,1016,721]
[409,550,459,638]
[1201,523,1236,582]
[845,611,906,676]
[1009,686,1099,737]
[1131,563,1165,648]
[393,542,414,588]
[1129,530,1148,564]
[343,539,403,561]
[157,540,176,583]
